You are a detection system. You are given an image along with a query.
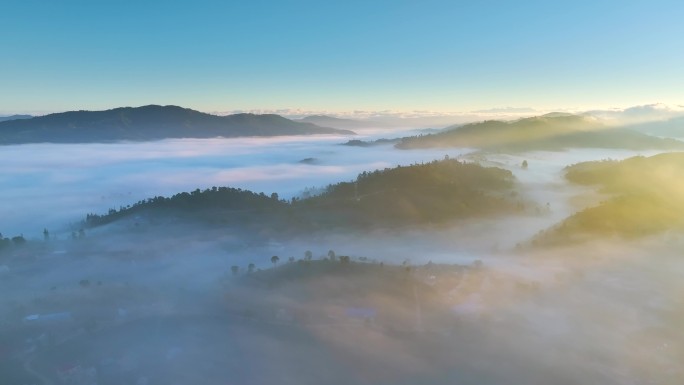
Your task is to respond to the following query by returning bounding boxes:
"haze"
[2,1,684,385]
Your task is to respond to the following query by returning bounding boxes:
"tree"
[304,250,313,261]
[11,235,26,246]
[271,255,280,267]
[339,255,350,264]
[231,266,239,276]
[43,228,49,241]
[327,250,336,261]
[522,160,528,169]
[288,256,295,263]
[247,263,255,274]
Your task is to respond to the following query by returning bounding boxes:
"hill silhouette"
[622,116,684,138]
[0,105,354,144]
[0,114,32,123]
[84,159,521,234]
[297,115,385,129]
[396,114,684,151]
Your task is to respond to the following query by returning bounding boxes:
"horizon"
[3,102,684,121]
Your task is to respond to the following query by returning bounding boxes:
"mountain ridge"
[0,114,32,123]
[295,115,386,129]
[396,114,684,151]
[0,105,355,144]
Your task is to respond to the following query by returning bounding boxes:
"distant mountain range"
[0,105,354,144]
[295,115,386,129]
[621,116,684,138]
[0,114,32,122]
[396,113,684,151]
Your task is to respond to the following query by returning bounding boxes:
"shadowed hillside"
[83,159,521,235]
[0,105,354,144]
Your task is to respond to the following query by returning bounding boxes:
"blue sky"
[2,0,683,114]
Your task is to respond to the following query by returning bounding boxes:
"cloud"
[471,107,538,114]
[584,103,684,125]
[0,133,474,237]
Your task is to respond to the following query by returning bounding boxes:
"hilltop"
[83,158,523,235]
[0,105,354,144]
[0,114,32,123]
[296,115,384,129]
[396,114,684,151]
[530,152,684,247]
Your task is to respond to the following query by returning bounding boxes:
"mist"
[2,125,683,384]
[0,132,471,237]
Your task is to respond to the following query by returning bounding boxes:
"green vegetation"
[225,258,469,333]
[84,186,287,228]
[341,138,400,147]
[532,152,684,246]
[0,233,27,253]
[84,159,520,233]
[396,114,684,151]
[294,158,517,228]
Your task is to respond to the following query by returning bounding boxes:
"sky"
[2,0,683,115]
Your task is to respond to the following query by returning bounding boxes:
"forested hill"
[531,152,684,247]
[396,114,684,151]
[294,158,517,228]
[0,105,354,144]
[84,159,522,233]
[84,187,287,229]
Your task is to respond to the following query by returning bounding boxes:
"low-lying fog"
[0,129,665,240]
[2,129,683,385]
[0,130,466,237]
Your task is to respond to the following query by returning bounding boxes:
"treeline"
[85,186,287,227]
[294,158,517,227]
[84,158,521,232]
[0,233,27,252]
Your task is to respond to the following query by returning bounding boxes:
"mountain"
[583,103,684,125]
[396,114,684,151]
[84,158,521,234]
[530,153,684,247]
[0,105,354,144]
[341,138,401,147]
[0,114,32,122]
[296,115,385,129]
[621,116,684,138]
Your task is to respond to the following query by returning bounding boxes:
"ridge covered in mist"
[0,114,32,122]
[0,105,354,144]
[531,152,684,246]
[621,115,684,138]
[82,159,522,235]
[295,115,386,129]
[396,114,684,151]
